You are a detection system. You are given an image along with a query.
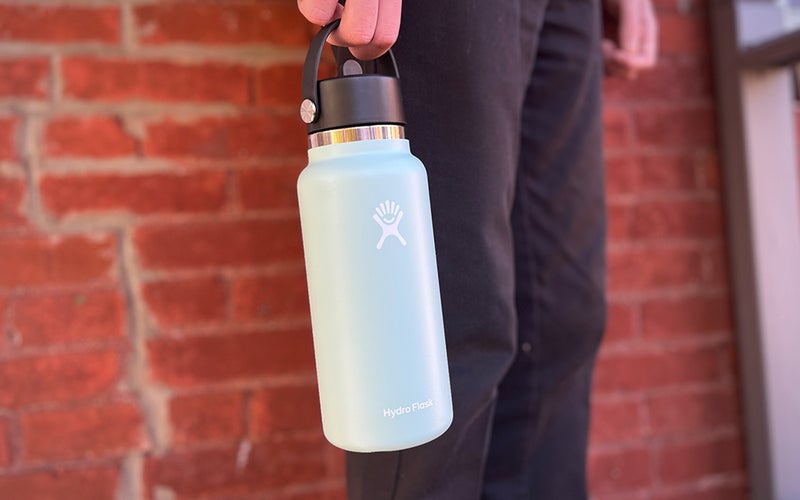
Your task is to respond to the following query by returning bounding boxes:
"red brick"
[606,156,639,197]
[231,272,309,322]
[642,295,732,338]
[169,392,244,446]
[12,290,125,346]
[604,302,637,343]
[0,467,119,500]
[237,166,303,211]
[696,152,722,191]
[658,14,709,55]
[250,384,319,438]
[633,200,724,240]
[593,344,727,394]
[147,330,314,388]
[0,117,17,161]
[0,6,119,43]
[41,171,227,216]
[0,176,26,229]
[135,3,311,46]
[22,402,145,462]
[0,234,116,288]
[145,437,329,498]
[590,399,641,445]
[63,58,249,104]
[640,154,698,193]
[144,116,306,159]
[635,106,716,148]
[134,219,302,270]
[654,483,747,500]
[0,58,49,98]
[0,349,121,408]
[0,419,10,466]
[608,203,634,242]
[657,435,744,484]
[255,64,303,107]
[608,246,706,292]
[589,446,652,494]
[43,116,135,158]
[604,60,712,104]
[143,276,227,328]
[604,107,632,150]
[648,387,740,437]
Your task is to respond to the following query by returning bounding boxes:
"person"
[296,0,657,498]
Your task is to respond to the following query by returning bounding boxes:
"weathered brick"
[589,446,652,494]
[143,276,228,328]
[0,5,119,43]
[0,117,17,161]
[63,58,249,104]
[604,60,712,103]
[255,64,304,107]
[0,234,116,288]
[657,435,744,484]
[608,203,634,242]
[607,246,706,292]
[145,437,329,498]
[658,13,709,55]
[605,156,639,197]
[169,392,244,446]
[604,301,637,344]
[12,290,125,346]
[147,330,314,388]
[633,200,724,240]
[22,402,146,462]
[144,116,306,159]
[639,154,698,193]
[237,166,303,211]
[250,384,319,438]
[231,271,309,322]
[41,171,227,216]
[648,387,740,437]
[0,349,121,408]
[603,107,632,150]
[0,418,10,467]
[0,58,49,98]
[635,106,716,148]
[43,116,136,158]
[0,467,119,500]
[134,219,302,270]
[594,344,727,394]
[642,295,731,338]
[0,176,27,229]
[135,3,311,46]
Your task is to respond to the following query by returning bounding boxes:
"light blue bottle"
[296,20,453,452]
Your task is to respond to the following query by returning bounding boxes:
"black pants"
[347,0,606,497]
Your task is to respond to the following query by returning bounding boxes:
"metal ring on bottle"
[308,125,406,148]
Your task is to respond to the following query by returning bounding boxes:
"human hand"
[297,0,402,60]
[602,0,658,79]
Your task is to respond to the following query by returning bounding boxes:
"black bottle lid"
[301,19,406,135]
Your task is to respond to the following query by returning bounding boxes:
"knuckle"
[298,0,336,25]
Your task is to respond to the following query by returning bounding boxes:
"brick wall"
[0,1,745,499]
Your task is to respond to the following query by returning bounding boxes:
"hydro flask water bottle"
[296,20,453,452]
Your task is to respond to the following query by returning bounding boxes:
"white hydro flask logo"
[373,200,407,250]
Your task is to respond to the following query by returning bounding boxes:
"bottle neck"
[308,124,405,148]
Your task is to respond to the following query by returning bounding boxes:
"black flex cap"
[301,19,405,134]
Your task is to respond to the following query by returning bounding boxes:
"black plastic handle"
[301,18,400,124]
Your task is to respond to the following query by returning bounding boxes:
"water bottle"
[296,20,453,453]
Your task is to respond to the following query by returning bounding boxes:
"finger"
[328,0,380,49]
[618,0,639,57]
[640,1,658,67]
[349,0,402,60]
[297,0,340,25]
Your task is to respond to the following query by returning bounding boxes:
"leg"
[345,0,541,498]
[482,0,607,498]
